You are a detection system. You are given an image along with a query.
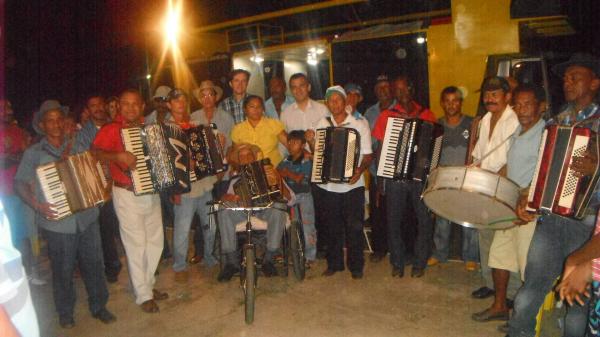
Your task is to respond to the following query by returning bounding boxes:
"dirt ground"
[30,256,561,337]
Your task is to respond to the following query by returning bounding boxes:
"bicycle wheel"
[289,220,306,281]
[244,246,256,324]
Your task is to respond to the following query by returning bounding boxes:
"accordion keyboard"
[37,164,72,219]
[377,117,405,179]
[121,127,154,194]
[310,129,327,183]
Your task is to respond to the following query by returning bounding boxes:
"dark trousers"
[44,223,109,319]
[99,201,121,277]
[368,177,387,253]
[508,214,593,337]
[385,180,433,270]
[320,187,365,273]
[160,191,173,258]
[312,185,328,254]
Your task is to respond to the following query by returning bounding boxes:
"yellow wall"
[428,0,519,117]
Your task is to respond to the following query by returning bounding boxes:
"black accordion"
[187,124,227,180]
[36,151,110,220]
[121,123,190,195]
[234,159,281,207]
[311,127,360,183]
[376,117,443,181]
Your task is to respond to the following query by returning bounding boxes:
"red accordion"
[527,124,600,218]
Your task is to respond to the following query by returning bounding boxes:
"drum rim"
[422,188,518,230]
[428,166,521,189]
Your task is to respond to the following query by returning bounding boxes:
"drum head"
[423,189,516,230]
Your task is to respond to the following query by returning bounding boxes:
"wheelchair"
[208,200,306,324]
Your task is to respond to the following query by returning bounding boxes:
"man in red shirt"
[372,75,436,278]
[92,89,168,313]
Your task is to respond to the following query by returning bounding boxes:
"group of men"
[2,51,600,337]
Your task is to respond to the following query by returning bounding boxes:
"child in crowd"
[277,130,316,263]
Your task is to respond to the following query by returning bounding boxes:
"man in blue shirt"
[507,53,600,337]
[14,101,115,328]
[364,74,396,262]
[77,94,122,283]
[264,76,294,119]
[472,84,545,326]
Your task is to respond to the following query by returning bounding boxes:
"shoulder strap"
[326,117,335,127]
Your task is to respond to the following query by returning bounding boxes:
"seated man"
[217,143,292,282]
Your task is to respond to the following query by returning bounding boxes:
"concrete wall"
[427,0,519,117]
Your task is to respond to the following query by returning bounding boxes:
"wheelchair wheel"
[288,220,306,281]
[243,246,256,324]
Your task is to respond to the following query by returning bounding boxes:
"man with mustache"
[470,77,520,302]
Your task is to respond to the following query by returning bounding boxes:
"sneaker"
[92,308,116,324]
[262,261,278,277]
[465,261,478,271]
[217,264,239,282]
[427,257,440,266]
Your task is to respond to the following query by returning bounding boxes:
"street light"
[165,0,182,48]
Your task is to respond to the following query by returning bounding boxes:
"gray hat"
[167,88,188,101]
[552,53,600,77]
[344,83,363,97]
[153,85,172,100]
[481,76,510,93]
[33,100,68,135]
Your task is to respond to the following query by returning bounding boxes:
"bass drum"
[422,166,520,230]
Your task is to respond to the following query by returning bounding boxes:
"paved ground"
[30,256,565,337]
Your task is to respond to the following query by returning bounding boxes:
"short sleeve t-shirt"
[438,116,472,166]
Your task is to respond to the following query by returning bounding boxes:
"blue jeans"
[44,222,108,319]
[292,193,317,261]
[172,191,216,272]
[385,180,433,270]
[508,214,593,337]
[432,216,479,262]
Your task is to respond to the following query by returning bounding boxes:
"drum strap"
[469,133,513,168]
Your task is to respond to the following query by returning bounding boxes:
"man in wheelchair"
[217,143,293,282]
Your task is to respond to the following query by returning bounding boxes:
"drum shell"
[422,166,519,230]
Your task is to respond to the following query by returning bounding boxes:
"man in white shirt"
[470,76,520,302]
[280,73,329,138]
[309,86,372,279]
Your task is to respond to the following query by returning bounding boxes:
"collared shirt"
[145,110,171,124]
[438,116,473,166]
[190,107,235,151]
[92,115,143,187]
[471,105,519,173]
[507,119,545,188]
[264,95,295,120]
[371,101,437,142]
[315,113,373,193]
[219,94,249,124]
[0,124,27,195]
[277,156,312,194]
[15,137,99,234]
[552,102,600,127]
[231,117,286,167]
[280,99,329,133]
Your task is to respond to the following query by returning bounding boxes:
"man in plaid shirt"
[219,69,252,124]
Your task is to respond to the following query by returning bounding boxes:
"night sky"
[3,0,599,129]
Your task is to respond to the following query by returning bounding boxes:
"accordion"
[311,127,360,183]
[36,151,110,220]
[234,159,281,207]
[187,124,227,180]
[121,123,190,195]
[527,124,600,218]
[376,117,443,181]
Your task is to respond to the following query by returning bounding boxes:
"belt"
[113,182,134,192]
